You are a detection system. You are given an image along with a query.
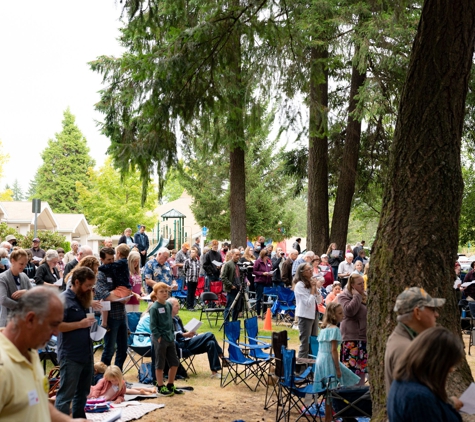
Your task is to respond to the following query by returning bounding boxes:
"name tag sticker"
[28,389,39,406]
[158,308,166,314]
[107,278,113,284]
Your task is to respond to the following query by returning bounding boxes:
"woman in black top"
[34,249,61,288]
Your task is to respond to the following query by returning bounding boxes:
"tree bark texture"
[368,2,475,420]
[330,50,366,249]
[227,3,247,248]
[307,46,330,255]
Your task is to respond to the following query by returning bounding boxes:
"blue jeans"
[224,289,240,322]
[332,266,338,281]
[101,316,128,370]
[55,357,93,418]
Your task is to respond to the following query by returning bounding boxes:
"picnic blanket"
[86,402,164,421]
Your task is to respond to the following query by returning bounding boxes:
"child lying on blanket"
[88,365,156,404]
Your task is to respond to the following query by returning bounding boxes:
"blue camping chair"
[272,286,296,325]
[172,278,188,308]
[221,320,268,391]
[123,312,152,374]
[276,346,326,422]
[244,316,273,386]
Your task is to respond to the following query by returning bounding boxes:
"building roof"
[161,208,187,219]
[0,201,58,229]
[55,213,91,235]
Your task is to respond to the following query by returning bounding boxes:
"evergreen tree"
[34,108,95,212]
[11,179,24,201]
[179,110,295,241]
[26,172,39,200]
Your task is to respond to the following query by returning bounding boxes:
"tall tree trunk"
[368,1,475,420]
[330,49,366,248]
[229,147,247,246]
[228,0,247,248]
[307,46,330,255]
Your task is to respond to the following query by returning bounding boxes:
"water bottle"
[462,309,467,318]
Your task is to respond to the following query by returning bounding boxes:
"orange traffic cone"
[263,308,272,331]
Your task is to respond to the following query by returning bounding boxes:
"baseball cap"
[394,287,446,315]
[33,237,40,242]
[321,254,328,258]
[182,242,190,249]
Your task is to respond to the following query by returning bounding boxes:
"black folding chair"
[199,292,225,326]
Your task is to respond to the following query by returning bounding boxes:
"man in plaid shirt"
[184,247,200,310]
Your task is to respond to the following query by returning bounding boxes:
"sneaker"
[157,385,174,397]
[210,372,222,379]
[168,385,184,395]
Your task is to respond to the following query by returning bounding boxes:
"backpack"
[138,362,155,384]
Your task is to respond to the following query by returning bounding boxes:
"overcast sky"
[0,1,124,194]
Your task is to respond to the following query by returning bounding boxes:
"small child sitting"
[99,244,132,329]
[88,365,127,404]
[89,364,157,403]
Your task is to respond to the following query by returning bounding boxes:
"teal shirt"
[149,301,174,343]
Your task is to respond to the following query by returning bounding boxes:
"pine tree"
[11,179,24,201]
[34,108,95,212]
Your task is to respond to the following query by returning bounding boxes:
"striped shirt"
[183,258,200,284]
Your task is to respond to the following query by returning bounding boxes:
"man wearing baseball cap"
[30,237,46,266]
[384,287,445,393]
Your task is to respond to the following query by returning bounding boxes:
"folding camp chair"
[272,286,296,326]
[221,320,268,391]
[276,346,325,422]
[123,312,152,374]
[199,292,226,326]
[327,385,372,420]
[194,276,206,309]
[244,317,273,386]
[176,343,197,376]
[172,278,188,308]
[264,330,288,410]
[209,280,227,306]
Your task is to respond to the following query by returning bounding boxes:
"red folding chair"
[194,276,206,309]
[210,281,227,306]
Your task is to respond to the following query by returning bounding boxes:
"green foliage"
[18,230,68,252]
[76,158,157,236]
[460,158,475,245]
[179,109,295,242]
[161,168,185,205]
[90,0,278,204]
[26,173,39,200]
[34,108,95,213]
[0,223,23,244]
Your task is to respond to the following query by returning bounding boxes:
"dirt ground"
[105,330,475,422]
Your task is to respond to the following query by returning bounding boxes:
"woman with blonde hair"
[387,327,464,421]
[338,273,367,385]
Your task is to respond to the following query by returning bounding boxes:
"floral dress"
[314,326,360,390]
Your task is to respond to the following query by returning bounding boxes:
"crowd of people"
[0,231,469,420]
